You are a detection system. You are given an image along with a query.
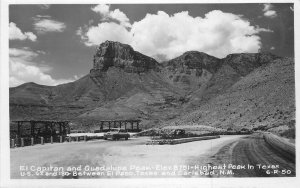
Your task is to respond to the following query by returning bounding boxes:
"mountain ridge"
[9,41,294,137]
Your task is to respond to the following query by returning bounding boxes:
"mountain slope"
[161,51,221,92]
[9,41,294,135]
[166,57,295,136]
[9,41,185,125]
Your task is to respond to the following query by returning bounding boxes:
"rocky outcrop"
[223,52,280,76]
[163,51,221,74]
[90,41,159,74]
[161,51,222,92]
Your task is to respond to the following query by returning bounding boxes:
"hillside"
[10,41,186,127]
[9,41,295,136]
[166,57,295,137]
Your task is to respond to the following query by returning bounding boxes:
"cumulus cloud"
[263,4,277,18]
[131,10,269,58]
[9,22,37,41]
[9,48,75,87]
[38,4,51,9]
[9,48,39,61]
[33,15,66,34]
[77,22,132,46]
[92,4,110,15]
[91,4,131,28]
[79,9,273,59]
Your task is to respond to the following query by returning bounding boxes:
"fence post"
[21,138,24,147]
[15,135,19,147]
[60,136,63,143]
[11,139,15,148]
[69,137,72,142]
[84,135,87,142]
[76,136,79,142]
[31,137,34,146]
[41,137,44,145]
[50,136,53,144]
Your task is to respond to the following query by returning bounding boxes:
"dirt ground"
[10,134,295,178]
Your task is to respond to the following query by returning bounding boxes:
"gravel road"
[203,133,295,177]
[10,134,295,178]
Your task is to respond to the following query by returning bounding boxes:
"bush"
[280,127,295,139]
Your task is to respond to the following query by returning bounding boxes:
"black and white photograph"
[0,0,299,187]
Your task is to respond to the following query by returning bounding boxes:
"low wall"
[147,135,220,145]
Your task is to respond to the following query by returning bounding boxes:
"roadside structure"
[10,120,70,147]
[97,119,142,132]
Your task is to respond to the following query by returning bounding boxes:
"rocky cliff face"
[223,52,280,76]
[164,51,221,73]
[161,51,221,91]
[91,41,159,74]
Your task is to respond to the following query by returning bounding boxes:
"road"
[10,134,295,178]
[212,133,295,177]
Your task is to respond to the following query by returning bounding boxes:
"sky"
[9,3,294,87]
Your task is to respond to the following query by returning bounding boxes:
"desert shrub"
[173,75,181,82]
[280,126,295,139]
[185,70,191,75]
[180,75,190,84]
[159,129,186,139]
[179,96,189,103]
[240,128,249,132]
[254,125,268,131]
[195,69,202,77]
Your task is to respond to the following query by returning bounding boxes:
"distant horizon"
[9,4,294,87]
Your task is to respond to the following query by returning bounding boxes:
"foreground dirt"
[10,134,295,178]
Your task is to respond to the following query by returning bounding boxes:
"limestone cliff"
[90,40,159,75]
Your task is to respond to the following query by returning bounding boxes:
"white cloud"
[255,27,273,33]
[9,48,75,87]
[33,16,66,34]
[263,4,277,18]
[264,10,277,18]
[77,22,132,46]
[38,4,51,9]
[92,4,131,28]
[9,22,37,41]
[35,15,52,18]
[263,4,272,12]
[79,10,272,59]
[270,46,275,50]
[9,48,39,61]
[92,4,110,15]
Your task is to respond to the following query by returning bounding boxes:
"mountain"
[9,41,295,136]
[10,41,185,128]
[164,56,295,138]
[161,51,221,92]
[91,40,159,73]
